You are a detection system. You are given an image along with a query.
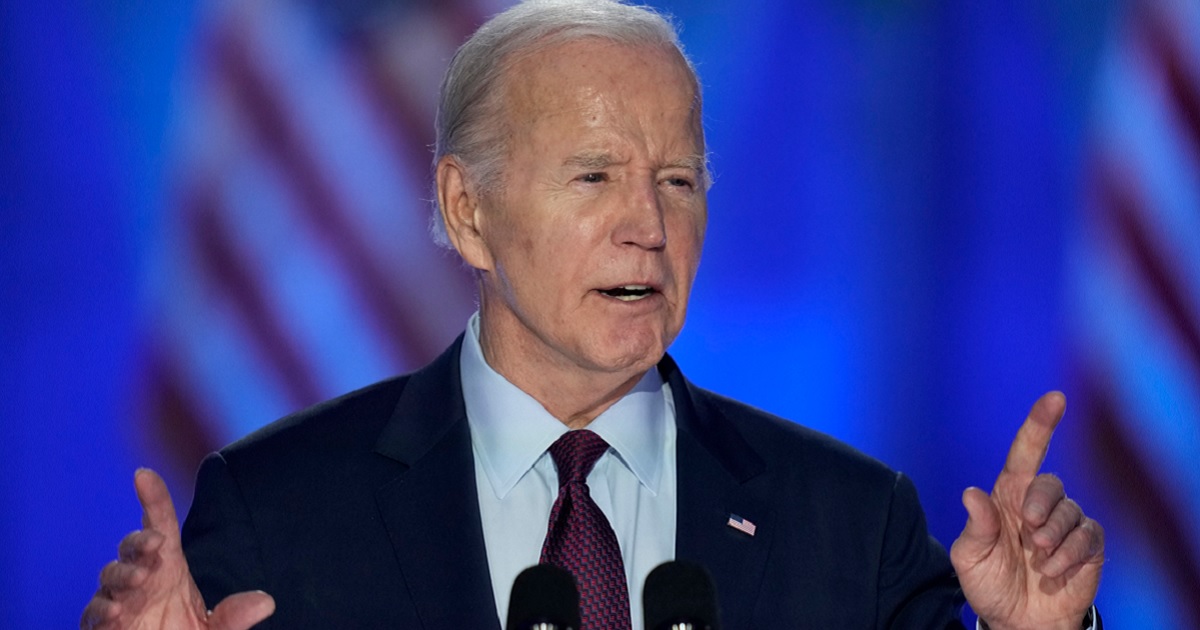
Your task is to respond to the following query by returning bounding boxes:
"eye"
[663,176,695,190]
[578,172,608,184]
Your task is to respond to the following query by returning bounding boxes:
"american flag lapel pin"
[726,513,757,536]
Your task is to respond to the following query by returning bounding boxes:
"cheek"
[669,212,706,264]
[517,234,536,257]
[539,213,605,262]
[509,225,583,295]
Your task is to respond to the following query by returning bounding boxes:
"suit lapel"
[663,355,774,628]
[372,337,502,630]
[365,343,773,628]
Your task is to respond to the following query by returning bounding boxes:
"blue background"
[2,0,1189,627]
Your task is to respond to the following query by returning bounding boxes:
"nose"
[613,175,667,249]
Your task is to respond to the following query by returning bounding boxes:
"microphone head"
[506,564,581,630]
[643,561,720,630]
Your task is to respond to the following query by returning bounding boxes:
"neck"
[476,318,656,430]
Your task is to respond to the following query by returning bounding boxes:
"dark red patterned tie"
[539,430,631,630]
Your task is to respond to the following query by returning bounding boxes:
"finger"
[80,596,120,629]
[951,487,1001,565]
[135,468,180,538]
[98,560,148,597]
[1041,517,1105,578]
[1002,391,1066,479]
[209,591,276,630]
[1021,473,1066,528]
[116,529,165,565]
[1031,496,1083,551]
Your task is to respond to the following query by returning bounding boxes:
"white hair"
[430,0,705,247]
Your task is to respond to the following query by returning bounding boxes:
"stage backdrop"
[2,0,1197,627]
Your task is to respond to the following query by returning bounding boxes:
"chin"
[585,353,662,378]
[588,329,671,374]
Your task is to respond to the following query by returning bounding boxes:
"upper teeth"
[605,285,652,301]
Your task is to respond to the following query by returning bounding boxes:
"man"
[82,1,1104,628]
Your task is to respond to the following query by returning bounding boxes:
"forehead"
[499,38,703,153]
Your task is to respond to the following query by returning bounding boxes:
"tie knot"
[548,429,610,486]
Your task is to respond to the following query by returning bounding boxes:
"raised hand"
[81,469,275,630]
[950,392,1104,630]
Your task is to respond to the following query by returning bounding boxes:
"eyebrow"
[662,155,707,173]
[562,153,620,170]
[561,153,707,173]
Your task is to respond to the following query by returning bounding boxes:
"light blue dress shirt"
[461,313,677,630]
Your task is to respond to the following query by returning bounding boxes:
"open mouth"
[599,285,656,302]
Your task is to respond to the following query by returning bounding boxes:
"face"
[446,39,707,385]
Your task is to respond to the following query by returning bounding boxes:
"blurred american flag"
[141,0,501,486]
[1074,0,1200,622]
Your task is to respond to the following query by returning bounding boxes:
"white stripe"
[1073,242,1200,567]
[158,244,298,440]
[178,64,403,397]
[236,2,475,343]
[217,142,402,391]
[1094,34,1200,320]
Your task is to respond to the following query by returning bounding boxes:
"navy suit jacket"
[181,337,965,628]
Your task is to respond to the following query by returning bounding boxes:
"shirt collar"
[460,312,668,499]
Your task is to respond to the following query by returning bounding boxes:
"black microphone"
[643,561,720,630]
[506,564,581,630]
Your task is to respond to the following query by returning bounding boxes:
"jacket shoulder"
[219,335,465,469]
[218,374,411,468]
[688,385,900,491]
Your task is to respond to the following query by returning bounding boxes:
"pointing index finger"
[134,468,180,537]
[1003,392,1066,479]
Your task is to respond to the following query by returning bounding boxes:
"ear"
[436,155,494,271]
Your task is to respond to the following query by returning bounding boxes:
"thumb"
[208,591,275,630]
[953,487,1001,563]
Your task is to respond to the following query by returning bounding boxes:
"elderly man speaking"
[82,1,1104,628]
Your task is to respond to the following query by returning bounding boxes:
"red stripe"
[187,186,326,408]
[210,22,448,366]
[142,350,224,493]
[1082,373,1200,623]
[349,0,489,175]
[345,13,480,329]
[1095,157,1200,377]
[348,38,438,180]
[1139,3,1200,162]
